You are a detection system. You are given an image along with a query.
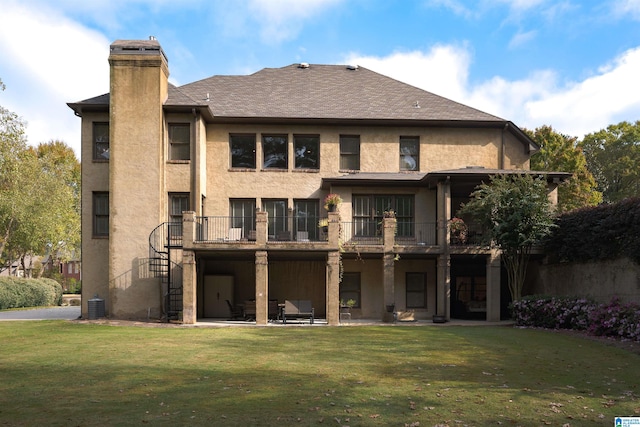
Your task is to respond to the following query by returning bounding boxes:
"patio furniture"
[282,299,314,324]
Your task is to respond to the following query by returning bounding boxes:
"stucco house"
[68,37,568,325]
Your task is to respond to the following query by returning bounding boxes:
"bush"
[0,277,63,309]
[511,296,595,330]
[512,295,640,341]
[588,297,640,341]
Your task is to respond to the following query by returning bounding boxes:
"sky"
[0,0,639,156]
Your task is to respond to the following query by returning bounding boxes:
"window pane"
[262,135,287,169]
[294,135,319,169]
[340,136,360,170]
[340,273,361,308]
[294,199,319,240]
[230,199,256,236]
[93,123,109,160]
[169,124,190,160]
[400,137,419,171]
[263,199,287,237]
[406,273,426,308]
[93,192,109,236]
[230,134,256,168]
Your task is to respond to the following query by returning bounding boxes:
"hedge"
[0,277,63,309]
[544,197,640,264]
[511,296,640,341]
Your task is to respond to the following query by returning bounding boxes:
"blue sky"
[1,0,639,155]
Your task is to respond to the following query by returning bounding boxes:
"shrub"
[512,295,640,341]
[0,277,63,309]
[588,297,640,341]
[511,296,595,330]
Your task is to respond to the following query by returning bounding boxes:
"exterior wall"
[80,111,110,317]
[526,258,640,304]
[393,258,437,319]
[203,124,521,216]
[503,131,530,169]
[107,48,168,319]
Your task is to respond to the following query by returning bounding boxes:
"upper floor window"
[400,136,419,171]
[169,124,190,161]
[93,123,109,161]
[262,135,288,169]
[93,192,109,237]
[230,134,256,169]
[340,135,360,170]
[294,135,319,169]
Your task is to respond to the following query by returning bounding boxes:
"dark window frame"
[339,135,360,171]
[400,136,419,171]
[294,134,320,169]
[169,123,191,161]
[93,192,109,237]
[262,134,288,169]
[93,122,109,161]
[340,272,361,308]
[230,134,256,169]
[352,194,415,237]
[406,272,427,308]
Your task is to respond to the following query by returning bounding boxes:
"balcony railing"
[196,216,256,242]
[266,216,326,242]
[340,220,383,246]
[394,222,437,246]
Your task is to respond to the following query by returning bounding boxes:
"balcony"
[184,213,486,254]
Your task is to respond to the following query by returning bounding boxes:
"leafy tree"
[581,120,640,203]
[527,125,602,212]
[459,174,556,301]
[0,79,29,269]
[0,79,80,274]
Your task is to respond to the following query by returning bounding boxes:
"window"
[294,135,319,169]
[406,273,427,308]
[263,199,288,239]
[93,123,109,161]
[352,195,414,237]
[262,135,287,169]
[169,124,190,160]
[400,136,419,171]
[93,192,109,237]
[230,134,256,168]
[340,273,361,308]
[294,199,319,240]
[169,193,190,236]
[230,199,256,238]
[340,135,360,170]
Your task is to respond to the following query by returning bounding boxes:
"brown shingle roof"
[172,64,505,122]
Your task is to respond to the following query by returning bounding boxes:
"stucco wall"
[526,257,640,304]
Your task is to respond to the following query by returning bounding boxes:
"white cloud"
[341,44,640,138]
[611,0,640,20]
[344,45,472,103]
[0,1,109,154]
[508,29,537,49]
[247,0,344,44]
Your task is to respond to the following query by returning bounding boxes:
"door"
[203,275,234,318]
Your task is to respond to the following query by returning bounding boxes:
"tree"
[0,79,80,275]
[581,120,640,204]
[459,174,556,301]
[527,125,602,212]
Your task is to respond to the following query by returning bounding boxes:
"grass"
[0,322,638,426]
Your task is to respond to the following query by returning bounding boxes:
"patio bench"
[282,299,314,324]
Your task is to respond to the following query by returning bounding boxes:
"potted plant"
[324,193,342,212]
[318,218,329,233]
[448,217,468,244]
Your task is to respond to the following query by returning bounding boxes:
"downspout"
[500,122,508,169]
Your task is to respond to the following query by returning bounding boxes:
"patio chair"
[226,300,243,320]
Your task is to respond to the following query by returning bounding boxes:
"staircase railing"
[149,222,183,321]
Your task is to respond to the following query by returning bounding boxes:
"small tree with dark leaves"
[459,174,556,301]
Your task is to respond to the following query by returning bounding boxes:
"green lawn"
[0,322,638,426]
